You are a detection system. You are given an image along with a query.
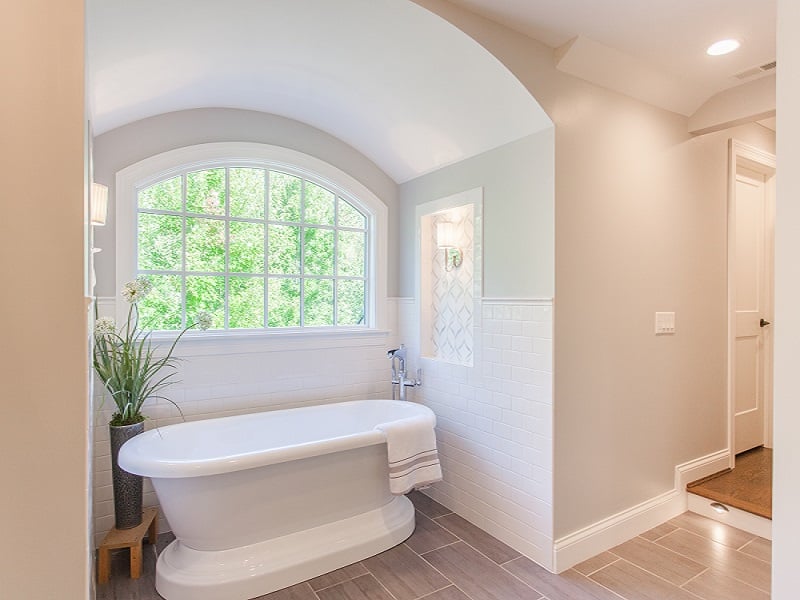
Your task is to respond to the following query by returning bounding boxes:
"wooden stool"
[97,506,159,584]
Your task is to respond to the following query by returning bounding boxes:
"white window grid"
[135,164,370,331]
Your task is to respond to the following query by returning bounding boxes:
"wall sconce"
[436,221,462,271]
[90,182,108,293]
[91,182,108,226]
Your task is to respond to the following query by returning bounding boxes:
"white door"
[733,165,774,454]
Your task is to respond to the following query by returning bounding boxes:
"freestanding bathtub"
[118,399,436,600]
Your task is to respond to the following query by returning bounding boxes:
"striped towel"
[376,414,443,495]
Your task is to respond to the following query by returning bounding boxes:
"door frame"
[727,139,776,467]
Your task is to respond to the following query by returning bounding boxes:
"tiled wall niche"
[429,206,475,365]
[418,188,482,367]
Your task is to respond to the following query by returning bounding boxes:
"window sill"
[145,327,391,357]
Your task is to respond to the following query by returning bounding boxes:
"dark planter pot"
[110,421,145,529]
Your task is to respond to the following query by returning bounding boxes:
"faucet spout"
[387,345,407,378]
[387,348,399,378]
[387,345,420,400]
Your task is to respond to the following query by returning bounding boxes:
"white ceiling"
[447,0,776,115]
[87,0,550,183]
[88,0,777,181]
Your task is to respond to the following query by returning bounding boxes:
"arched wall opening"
[88,0,557,567]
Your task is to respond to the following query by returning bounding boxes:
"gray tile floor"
[97,491,772,600]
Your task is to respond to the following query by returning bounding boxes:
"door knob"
[760,318,771,328]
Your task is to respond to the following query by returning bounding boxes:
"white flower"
[196,311,214,331]
[122,277,153,304]
[94,317,116,336]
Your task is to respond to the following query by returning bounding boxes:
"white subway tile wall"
[92,296,554,571]
[396,297,554,569]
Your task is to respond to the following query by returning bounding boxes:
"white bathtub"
[119,399,435,600]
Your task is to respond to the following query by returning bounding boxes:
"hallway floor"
[687,446,772,519]
[97,491,772,600]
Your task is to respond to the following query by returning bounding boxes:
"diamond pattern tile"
[431,207,474,366]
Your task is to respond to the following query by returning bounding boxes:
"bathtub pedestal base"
[155,495,414,600]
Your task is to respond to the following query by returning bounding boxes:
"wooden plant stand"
[97,506,159,584]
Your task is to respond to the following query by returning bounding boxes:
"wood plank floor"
[97,491,772,600]
[687,446,772,519]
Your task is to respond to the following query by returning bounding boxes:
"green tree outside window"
[136,166,368,330]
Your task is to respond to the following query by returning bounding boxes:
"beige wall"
[555,120,773,534]
[773,0,800,596]
[414,0,775,538]
[0,0,90,597]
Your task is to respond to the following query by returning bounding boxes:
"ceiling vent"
[735,61,777,80]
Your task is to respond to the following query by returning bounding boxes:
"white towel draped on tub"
[375,414,443,495]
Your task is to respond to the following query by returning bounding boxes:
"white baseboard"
[552,449,730,572]
[687,493,772,540]
[675,449,731,490]
[552,489,684,572]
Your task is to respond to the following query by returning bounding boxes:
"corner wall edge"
[552,448,730,572]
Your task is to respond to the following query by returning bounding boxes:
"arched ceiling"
[87,0,551,183]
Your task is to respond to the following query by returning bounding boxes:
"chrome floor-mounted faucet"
[387,344,421,401]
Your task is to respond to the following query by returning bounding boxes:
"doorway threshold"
[686,447,772,539]
[687,492,772,540]
[686,446,772,519]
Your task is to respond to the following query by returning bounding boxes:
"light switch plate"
[655,312,676,335]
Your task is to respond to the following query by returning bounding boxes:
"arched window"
[115,143,387,334]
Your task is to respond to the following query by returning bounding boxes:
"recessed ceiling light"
[707,39,741,56]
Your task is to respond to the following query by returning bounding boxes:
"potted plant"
[93,277,212,529]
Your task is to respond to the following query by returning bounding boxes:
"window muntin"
[135,166,368,331]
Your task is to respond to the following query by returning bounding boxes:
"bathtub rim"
[119,399,435,479]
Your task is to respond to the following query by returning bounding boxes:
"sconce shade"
[436,220,463,271]
[436,221,457,248]
[91,182,108,226]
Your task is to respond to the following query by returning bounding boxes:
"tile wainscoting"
[91,295,554,567]
[92,294,750,578]
[92,297,400,546]
[395,296,555,570]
